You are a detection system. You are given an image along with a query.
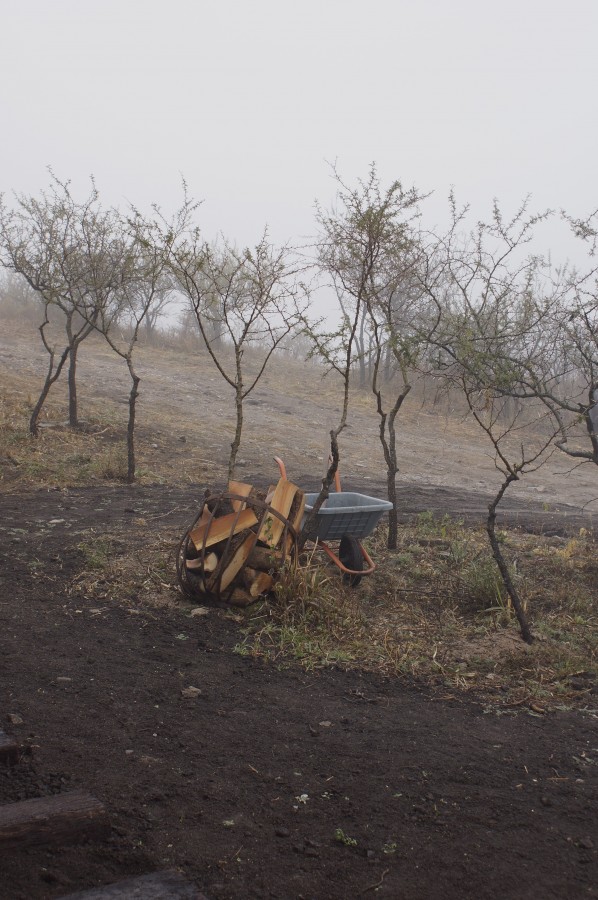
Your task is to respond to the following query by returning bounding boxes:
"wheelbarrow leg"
[339,534,363,587]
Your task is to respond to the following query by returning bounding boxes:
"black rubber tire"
[339,533,364,587]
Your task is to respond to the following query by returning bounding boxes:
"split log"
[185,571,207,593]
[229,587,253,607]
[284,489,306,554]
[185,552,218,573]
[242,566,259,587]
[242,568,274,597]
[258,479,300,548]
[189,508,258,551]
[218,533,257,591]
[228,480,252,512]
[0,731,19,766]
[206,496,234,517]
[57,869,207,899]
[0,791,108,850]
[249,572,274,598]
[247,546,283,572]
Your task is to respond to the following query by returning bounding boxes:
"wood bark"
[67,340,79,428]
[487,477,533,644]
[229,587,254,606]
[126,359,140,483]
[57,869,207,899]
[0,791,108,849]
[246,546,283,571]
[0,731,19,766]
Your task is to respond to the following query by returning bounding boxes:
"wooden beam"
[57,870,207,899]
[0,791,108,850]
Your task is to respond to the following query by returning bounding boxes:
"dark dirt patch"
[0,485,597,899]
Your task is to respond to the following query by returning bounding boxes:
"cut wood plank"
[228,480,253,512]
[258,479,300,548]
[0,791,108,850]
[57,869,207,899]
[218,533,256,591]
[0,731,19,766]
[189,508,258,551]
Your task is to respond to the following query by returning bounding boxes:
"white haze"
[1,0,597,272]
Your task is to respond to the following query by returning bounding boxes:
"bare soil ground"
[0,320,597,899]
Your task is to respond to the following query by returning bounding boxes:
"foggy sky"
[1,0,597,257]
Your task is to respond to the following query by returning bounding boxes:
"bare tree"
[170,226,308,480]
[0,174,129,433]
[90,213,174,482]
[460,381,558,643]
[417,197,563,641]
[367,268,431,548]
[304,165,425,544]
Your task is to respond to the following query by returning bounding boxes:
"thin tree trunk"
[126,356,140,483]
[68,341,79,428]
[357,307,367,388]
[228,389,243,481]
[299,429,340,549]
[487,476,533,644]
[29,346,70,436]
[386,464,398,549]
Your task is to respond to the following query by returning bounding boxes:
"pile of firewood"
[177,477,305,606]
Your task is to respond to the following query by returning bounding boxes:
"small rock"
[319,721,332,728]
[48,519,65,525]
[181,686,202,699]
[125,749,134,756]
[579,837,594,850]
[7,713,24,726]
[179,436,187,442]
[540,796,552,807]
[56,677,72,683]
[275,827,290,838]
[151,443,158,449]
[236,459,248,466]
[190,607,210,617]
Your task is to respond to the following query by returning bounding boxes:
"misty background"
[1,0,596,261]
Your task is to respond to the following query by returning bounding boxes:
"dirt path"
[1,323,597,898]
[0,487,597,899]
[3,323,598,519]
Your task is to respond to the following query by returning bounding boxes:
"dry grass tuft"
[232,513,598,708]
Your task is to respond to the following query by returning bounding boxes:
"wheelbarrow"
[274,457,392,587]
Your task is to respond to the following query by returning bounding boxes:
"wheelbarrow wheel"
[339,534,363,587]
